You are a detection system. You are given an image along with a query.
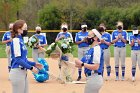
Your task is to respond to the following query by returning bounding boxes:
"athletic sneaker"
[132,77,135,82]
[121,76,125,81]
[77,76,81,81]
[106,76,110,81]
[115,76,119,81]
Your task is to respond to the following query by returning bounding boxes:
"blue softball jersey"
[2,31,11,46]
[112,30,127,47]
[129,35,140,50]
[75,31,89,48]
[10,35,36,69]
[34,34,47,45]
[56,32,73,40]
[81,45,104,74]
[100,32,111,49]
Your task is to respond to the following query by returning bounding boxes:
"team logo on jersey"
[85,54,91,63]
[114,33,118,36]
[22,45,27,50]
[102,37,108,40]
[39,39,43,42]
[115,36,118,38]
[7,35,11,38]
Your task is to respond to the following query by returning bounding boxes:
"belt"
[33,47,38,49]
[11,67,27,70]
[102,48,108,50]
[79,46,89,48]
[85,72,102,77]
[131,49,140,50]
[115,46,125,48]
[20,67,27,70]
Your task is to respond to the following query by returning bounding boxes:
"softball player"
[32,26,47,63]
[98,26,111,80]
[2,23,13,72]
[55,23,73,42]
[129,27,140,81]
[112,21,127,81]
[75,24,89,81]
[9,20,42,93]
[75,29,104,93]
[55,23,73,70]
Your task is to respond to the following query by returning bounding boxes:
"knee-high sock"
[115,66,119,77]
[78,68,82,77]
[122,66,125,77]
[8,66,11,72]
[102,67,104,76]
[132,67,136,77]
[107,66,111,76]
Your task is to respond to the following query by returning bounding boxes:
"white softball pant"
[114,47,126,67]
[84,74,103,93]
[78,47,89,60]
[9,68,28,93]
[103,48,110,67]
[5,46,11,68]
[32,49,45,63]
[131,50,140,68]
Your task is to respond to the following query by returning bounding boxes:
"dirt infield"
[0,58,140,93]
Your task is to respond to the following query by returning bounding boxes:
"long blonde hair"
[61,22,68,29]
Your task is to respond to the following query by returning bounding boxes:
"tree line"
[0,0,140,30]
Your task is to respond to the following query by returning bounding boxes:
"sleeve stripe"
[2,33,6,41]
[68,32,73,41]
[93,46,101,64]
[129,36,131,44]
[75,33,77,42]
[13,38,21,57]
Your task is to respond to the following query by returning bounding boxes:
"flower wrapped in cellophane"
[27,36,47,53]
[45,42,58,56]
[27,36,39,48]
[56,37,74,54]
[45,37,75,83]
[45,37,74,58]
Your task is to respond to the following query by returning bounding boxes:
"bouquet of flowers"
[45,42,57,56]
[45,37,74,58]
[27,36,47,53]
[56,37,74,54]
[45,37,75,83]
[27,36,39,48]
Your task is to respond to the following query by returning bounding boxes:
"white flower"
[66,42,69,45]
[28,42,32,46]
[27,36,39,48]
[47,45,52,50]
[50,43,55,46]
[61,43,68,48]
[31,38,36,42]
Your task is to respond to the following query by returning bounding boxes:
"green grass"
[0,42,131,58]
[110,45,131,57]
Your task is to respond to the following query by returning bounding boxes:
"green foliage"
[37,0,140,30]
[38,4,61,30]
[1,0,140,30]
[38,0,87,30]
